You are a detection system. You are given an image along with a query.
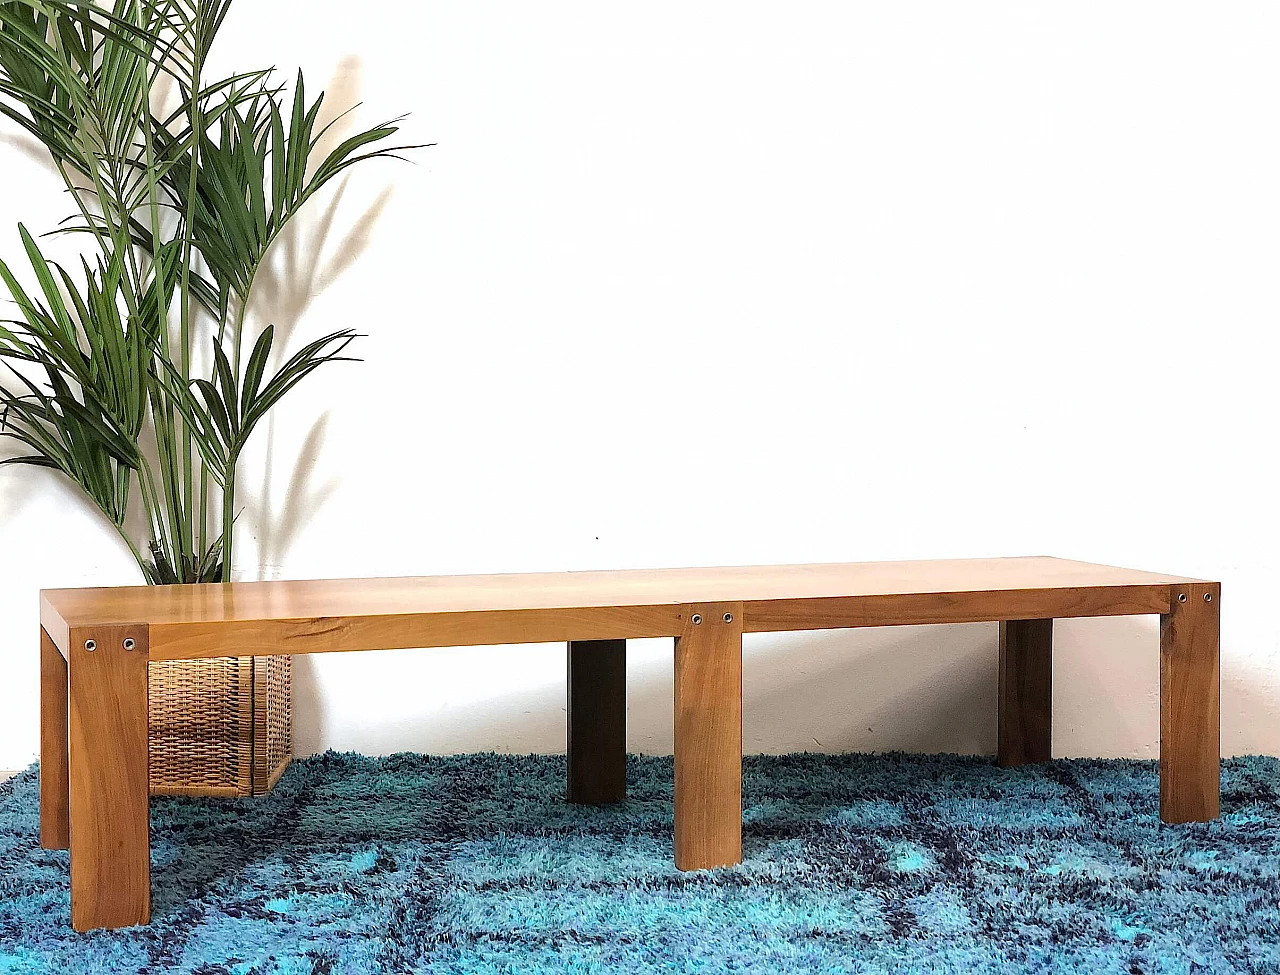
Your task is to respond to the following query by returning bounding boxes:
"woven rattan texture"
[148,656,291,796]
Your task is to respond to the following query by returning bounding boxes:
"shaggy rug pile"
[0,752,1276,974]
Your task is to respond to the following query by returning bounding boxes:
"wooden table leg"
[674,602,743,870]
[68,623,151,931]
[1160,583,1220,823]
[567,639,627,803]
[997,619,1053,767]
[40,627,70,850]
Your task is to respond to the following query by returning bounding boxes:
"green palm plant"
[0,0,416,583]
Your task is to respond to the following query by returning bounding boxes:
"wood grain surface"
[68,623,151,931]
[997,619,1053,767]
[567,639,627,804]
[39,626,70,850]
[40,557,1202,660]
[674,603,743,871]
[1159,582,1221,823]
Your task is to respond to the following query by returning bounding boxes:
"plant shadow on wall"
[237,55,394,579]
[0,1,423,586]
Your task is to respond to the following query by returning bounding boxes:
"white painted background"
[1,1,1276,770]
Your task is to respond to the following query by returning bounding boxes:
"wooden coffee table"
[38,556,1220,931]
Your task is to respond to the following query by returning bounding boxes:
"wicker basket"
[147,655,292,796]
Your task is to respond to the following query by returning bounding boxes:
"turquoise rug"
[0,752,1276,974]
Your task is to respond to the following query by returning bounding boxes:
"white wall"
[1,1,1276,770]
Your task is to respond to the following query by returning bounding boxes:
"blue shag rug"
[0,752,1277,974]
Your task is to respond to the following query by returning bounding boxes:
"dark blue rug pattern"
[0,752,1276,973]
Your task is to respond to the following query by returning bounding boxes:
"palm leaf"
[1,0,417,583]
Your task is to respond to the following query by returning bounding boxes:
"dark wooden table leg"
[1160,584,1220,823]
[998,619,1053,767]
[567,639,627,803]
[40,627,70,850]
[674,603,743,871]
[68,623,151,931]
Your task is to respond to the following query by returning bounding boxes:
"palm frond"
[1,0,417,583]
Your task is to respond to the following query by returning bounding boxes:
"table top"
[42,555,1203,634]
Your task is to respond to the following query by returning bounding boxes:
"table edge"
[39,579,1216,660]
